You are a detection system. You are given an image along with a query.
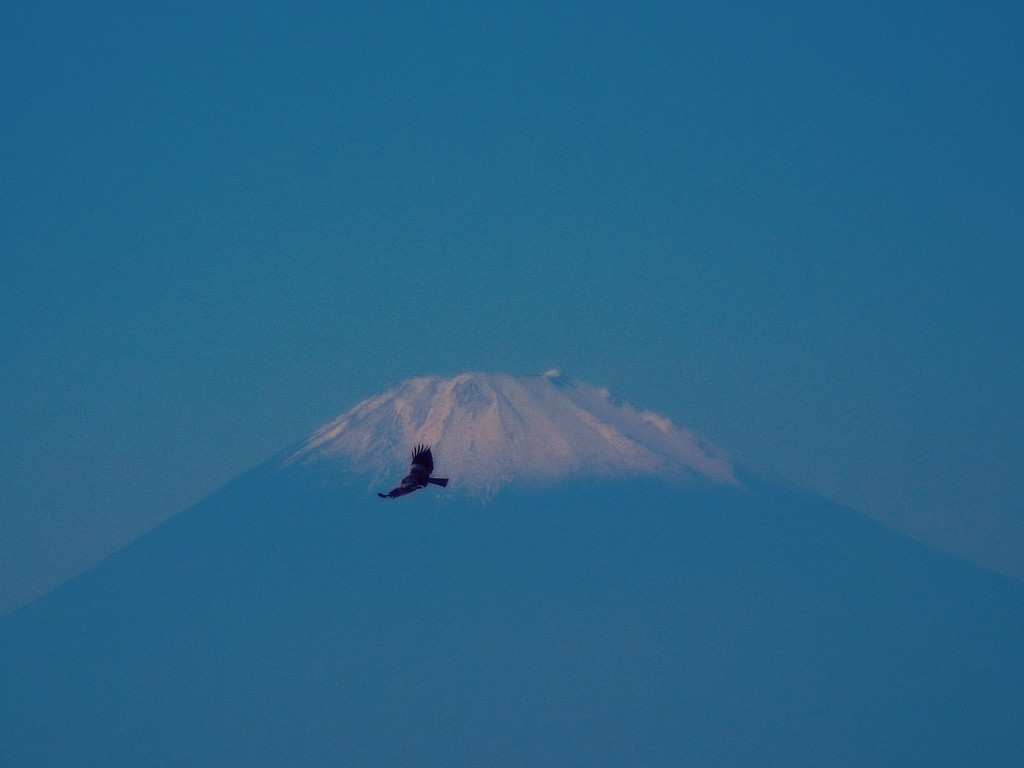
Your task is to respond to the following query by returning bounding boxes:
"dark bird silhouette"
[378,444,449,498]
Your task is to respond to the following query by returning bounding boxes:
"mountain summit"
[286,370,737,495]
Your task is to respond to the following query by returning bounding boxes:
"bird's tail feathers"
[427,477,449,487]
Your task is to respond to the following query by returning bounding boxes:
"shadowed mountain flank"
[2,474,1022,767]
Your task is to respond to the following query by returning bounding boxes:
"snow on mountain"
[285,371,737,495]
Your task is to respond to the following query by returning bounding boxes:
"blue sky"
[2,0,1022,611]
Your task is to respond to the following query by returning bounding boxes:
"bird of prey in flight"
[378,444,449,498]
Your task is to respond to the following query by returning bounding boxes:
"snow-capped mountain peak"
[286,371,737,495]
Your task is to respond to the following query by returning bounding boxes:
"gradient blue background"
[2,0,1022,612]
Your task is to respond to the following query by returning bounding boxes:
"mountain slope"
[2,473,1021,767]
[2,373,1022,766]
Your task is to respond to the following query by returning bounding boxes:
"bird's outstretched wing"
[409,444,434,478]
[378,484,418,499]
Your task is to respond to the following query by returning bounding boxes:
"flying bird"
[378,444,449,499]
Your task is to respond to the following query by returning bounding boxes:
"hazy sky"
[2,0,1022,612]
